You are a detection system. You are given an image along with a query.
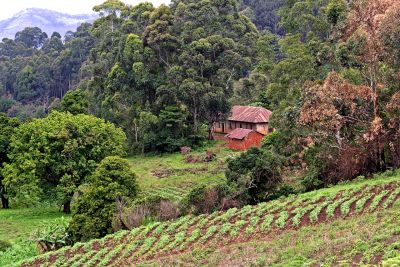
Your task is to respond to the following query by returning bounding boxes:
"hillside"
[0,8,96,39]
[128,145,237,202]
[17,172,400,266]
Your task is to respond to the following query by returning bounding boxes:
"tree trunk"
[208,122,215,140]
[63,200,71,214]
[1,195,9,209]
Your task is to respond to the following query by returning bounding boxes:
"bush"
[0,240,12,252]
[30,217,71,253]
[301,171,324,192]
[226,147,283,204]
[183,183,238,214]
[113,196,182,230]
[68,156,138,242]
[273,184,297,199]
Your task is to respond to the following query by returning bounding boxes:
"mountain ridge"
[0,8,97,39]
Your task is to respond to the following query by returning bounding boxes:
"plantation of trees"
[1,0,400,266]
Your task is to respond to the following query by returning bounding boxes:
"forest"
[1,0,400,265]
[2,0,400,186]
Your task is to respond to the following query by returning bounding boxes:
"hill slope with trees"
[1,0,400,265]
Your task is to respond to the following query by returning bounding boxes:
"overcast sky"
[0,0,171,20]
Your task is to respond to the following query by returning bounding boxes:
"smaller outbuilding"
[225,128,265,151]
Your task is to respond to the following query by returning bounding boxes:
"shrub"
[183,183,236,214]
[113,196,182,230]
[301,172,324,192]
[226,147,283,204]
[30,217,71,253]
[272,184,297,199]
[69,156,138,242]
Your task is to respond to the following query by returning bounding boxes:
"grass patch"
[0,208,68,267]
[127,145,238,200]
[0,208,68,243]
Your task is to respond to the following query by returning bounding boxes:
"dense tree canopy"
[0,114,20,209]
[69,156,138,241]
[1,0,400,205]
[0,24,94,120]
[2,111,126,211]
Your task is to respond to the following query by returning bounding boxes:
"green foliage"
[15,27,48,49]
[275,211,289,228]
[60,89,89,115]
[0,22,93,118]
[30,217,71,252]
[183,183,235,214]
[0,240,37,267]
[0,113,20,209]
[0,240,11,252]
[326,0,347,25]
[154,106,189,152]
[383,255,400,267]
[68,156,138,242]
[260,214,274,232]
[3,111,126,210]
[226,147,283,204]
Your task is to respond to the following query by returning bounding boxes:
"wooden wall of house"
[214,121,271,135]
[214,121,227,134]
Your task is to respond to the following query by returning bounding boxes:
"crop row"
[19,181,400,267]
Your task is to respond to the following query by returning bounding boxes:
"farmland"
[17,172,400,267]
[127,144,238,201]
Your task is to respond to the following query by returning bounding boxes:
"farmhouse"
[214,105,273,150]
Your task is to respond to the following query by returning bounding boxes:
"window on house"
[240,123,242,128]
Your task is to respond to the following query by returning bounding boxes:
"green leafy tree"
[0,113,20,209]
[68,156,138,241]
[156,106,189,152]
[226,147,283,204]
[60,88,89,115]
[14,27,48,49]
[2,111,126,212]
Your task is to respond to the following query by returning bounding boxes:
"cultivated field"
[17,173,400,266]
[128,144,238,202]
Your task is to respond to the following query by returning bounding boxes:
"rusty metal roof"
[226,128,254,140]
[228,106,272,123]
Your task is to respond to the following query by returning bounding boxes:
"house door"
[222,123,225,133]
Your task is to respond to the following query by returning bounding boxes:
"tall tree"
[0,114,20,209]
[3,111,126,212]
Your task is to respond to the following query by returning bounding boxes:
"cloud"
[0,0,171,20]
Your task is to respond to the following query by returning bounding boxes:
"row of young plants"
[19,179,400,267]
[383,254,400,266]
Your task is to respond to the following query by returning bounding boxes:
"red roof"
[226,128,254,140]
[228,106,272,123]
